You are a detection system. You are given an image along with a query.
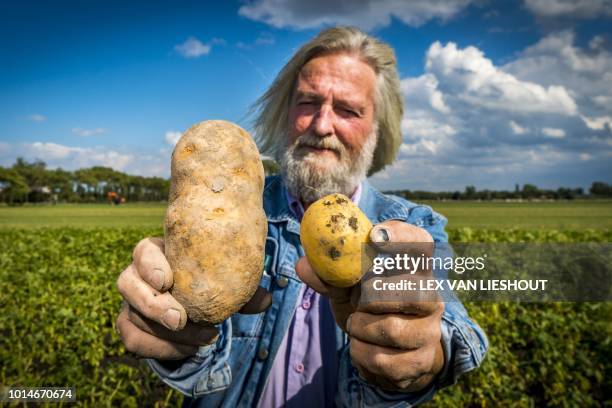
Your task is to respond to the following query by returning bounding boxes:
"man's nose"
[312,105,334,137]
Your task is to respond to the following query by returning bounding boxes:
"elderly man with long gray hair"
[116,26,487,407]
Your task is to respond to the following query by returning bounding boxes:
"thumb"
[369,220,434,256]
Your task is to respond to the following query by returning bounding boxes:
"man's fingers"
[348,311,441,350]
[239,286,272,314]
[116,307,198,360]
[132,237,173,292]
[296,256,355,299]
[349,336,437,387]
[295,257,329,295]
[117,263,187,331]
[296,256,359,332]
[357,281,443,314]
[127,304,218,347]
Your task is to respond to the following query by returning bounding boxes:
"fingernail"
[153,268,165,290]
[371,227,389,243]
[162,309,181,330]
[346,314,353,335]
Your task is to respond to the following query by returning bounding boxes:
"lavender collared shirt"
[259,185,363,408]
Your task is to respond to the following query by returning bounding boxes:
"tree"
[590,182,612,197]
[522,184,540,199]
[464,185,477,200]
[0,167,30,205]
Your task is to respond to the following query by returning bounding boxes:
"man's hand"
[296,221,445,392]
[116,237,271,360]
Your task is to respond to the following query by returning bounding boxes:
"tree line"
[385,182,612,201]
[0,158,281,205]
[0,157,609,205]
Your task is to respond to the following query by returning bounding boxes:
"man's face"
[279,52,378,203]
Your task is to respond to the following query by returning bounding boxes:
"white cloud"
[516,30,611,75]
[402,74,450,114]
[502,31,612,113]
[0,142,171,177]
[26,142,133,169]
[174,37,212,58]
[542,127,566,138]
[27,114,46,122]
[402,116,456,140]
[400,140,440,155]
[238,0,474,30]
[523,0,612,19]
[425,41,578,115]
[30,142,79,159]
[581,115,612,131]
[72,127,106,137]
[510,121,528,135]
[372,33,611,191]
[165,131,182,146]
[503,30,612,131]
[593,95,612,107]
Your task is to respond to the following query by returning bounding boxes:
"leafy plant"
[0,228,609,406]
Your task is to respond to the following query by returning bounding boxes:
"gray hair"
[251,26,403,176]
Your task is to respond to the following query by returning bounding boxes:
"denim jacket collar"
[263,175,411,229]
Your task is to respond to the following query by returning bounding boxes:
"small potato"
[300,194,373,287]
[165,120,267,324]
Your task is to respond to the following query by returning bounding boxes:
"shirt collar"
[285,182,363,222]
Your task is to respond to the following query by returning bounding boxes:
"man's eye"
[339,108,358,117]
[298,100,314,106]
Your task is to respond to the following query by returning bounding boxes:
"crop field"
[0,201,610,406]
[0,199,610,229]
[0,203,166,229]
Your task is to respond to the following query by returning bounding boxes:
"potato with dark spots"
[300,193,373,287]
[165,120,267,324]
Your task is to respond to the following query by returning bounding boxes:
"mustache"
[293,133,345,155]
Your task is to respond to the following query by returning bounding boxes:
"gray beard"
[276,129,377,204]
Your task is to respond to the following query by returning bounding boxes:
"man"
[116,26,487,406]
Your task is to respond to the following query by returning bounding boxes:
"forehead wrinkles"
[296,55,376,103]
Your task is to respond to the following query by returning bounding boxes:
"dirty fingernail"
[371,227,389,243]
[153,268,165,290]
[162,309,181,330]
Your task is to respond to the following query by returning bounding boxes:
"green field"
[0,203,166,228]
[1,228,610,407]
[425,200,612,230]
[1,201,610,406]
[1,200,611,229]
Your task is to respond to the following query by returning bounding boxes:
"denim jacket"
[148,175,488,407]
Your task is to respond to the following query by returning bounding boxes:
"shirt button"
[302,301,311,309]
[294,362,304,373]
[276,276,289,288]
[257,347,269,360]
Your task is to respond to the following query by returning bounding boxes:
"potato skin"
[300,194,373,287]
[165,120,267,324]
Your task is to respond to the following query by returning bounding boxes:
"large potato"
[300,193,373,287]
[165,120,267,324]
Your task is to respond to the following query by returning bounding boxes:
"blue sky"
[1,0,610,191]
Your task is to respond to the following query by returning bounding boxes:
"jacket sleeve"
[335,203,488,407]
[146,319,233,398]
